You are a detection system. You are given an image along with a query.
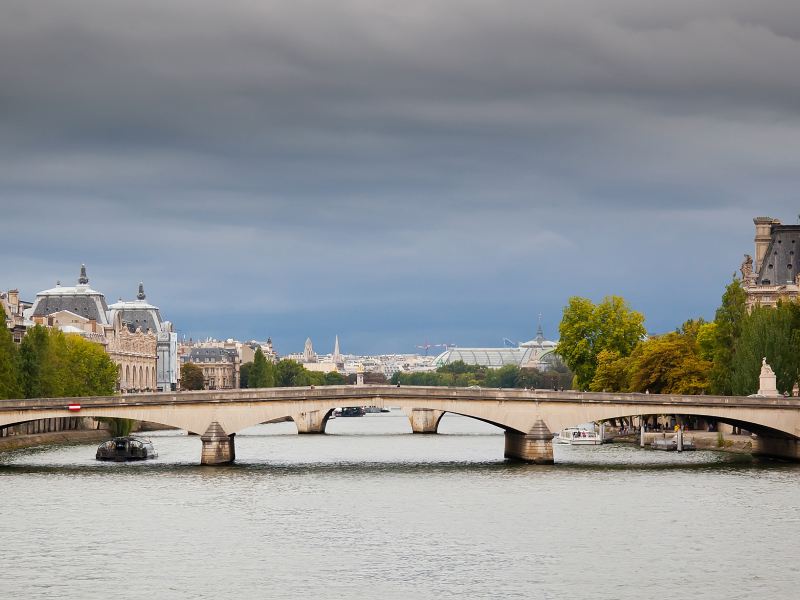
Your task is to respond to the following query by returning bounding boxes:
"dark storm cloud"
[2,1,800,351]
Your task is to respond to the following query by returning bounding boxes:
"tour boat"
[554,427,604,445]
[333,407,366,417]
[96,436,158,461]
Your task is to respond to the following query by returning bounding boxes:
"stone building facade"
[741,217,800,310]
[182,347,240,390]
[27,266,158,392]
[108,283,179,391]
[1,289,31,343]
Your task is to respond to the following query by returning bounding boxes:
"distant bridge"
[1,386,799,464]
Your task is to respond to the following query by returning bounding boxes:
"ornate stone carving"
[740,254,754,285]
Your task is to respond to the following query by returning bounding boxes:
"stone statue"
[758,357,778,397]
[741,254,754,281]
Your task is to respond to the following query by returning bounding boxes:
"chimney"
[754,217,780,273]
[8,290,19,312]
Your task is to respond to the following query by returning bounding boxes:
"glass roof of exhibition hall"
[434,347,534,368]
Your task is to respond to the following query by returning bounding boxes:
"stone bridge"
[1,386,799,464]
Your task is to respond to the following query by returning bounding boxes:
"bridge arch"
[540,404,800,441]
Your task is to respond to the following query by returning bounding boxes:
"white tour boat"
[554,427,604,445]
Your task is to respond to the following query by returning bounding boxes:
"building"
[1,289,31,343]
[295,336,343,374]
[182,347,240,390]
[26,265,158,392]
[741,217,800,309]
[434,320,558,370]
[108,283,179,391]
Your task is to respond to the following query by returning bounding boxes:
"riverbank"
[0,429,110,452]
[610,431,754,453]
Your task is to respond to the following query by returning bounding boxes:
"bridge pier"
[752,435,800,461]
[504,420,554,464]
[292,410,328,434]
[200,421,235,465]
[407,408,443,434]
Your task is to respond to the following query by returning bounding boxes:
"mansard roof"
[757,223,800,286]
[107,283,166,334]
[30,265,110,325]
[187,347,238,363]
[31,286,110,324]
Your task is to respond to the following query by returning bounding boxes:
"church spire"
[78,264,89,285]
[137,282,146,301]
[333,335,342,364]
[303,337,316,363]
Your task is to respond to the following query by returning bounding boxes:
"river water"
[1,412,798,599]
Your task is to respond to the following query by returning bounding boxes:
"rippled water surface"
[2,413,798,600]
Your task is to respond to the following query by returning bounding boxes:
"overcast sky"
[2,1,799,354]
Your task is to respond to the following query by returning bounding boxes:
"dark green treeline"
[0,325,118,400]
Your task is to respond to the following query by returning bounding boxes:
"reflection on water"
[1,413,798,600]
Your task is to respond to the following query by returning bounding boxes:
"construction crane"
[415,341,457,356]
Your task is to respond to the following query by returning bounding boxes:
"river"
[1,412,798,599]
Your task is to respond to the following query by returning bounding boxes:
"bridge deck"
[1,385,798,412]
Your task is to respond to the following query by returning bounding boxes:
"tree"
[61,335,118,396]
[589,350,630,392]
[324,371,345,385]
[239,362,252,389]
[626,330,711,395]
[484,364,520,388]
[248,348,275,388]
[556,296,646,390]
[181,362,205,390]
[276,359,308,387]
[730,302,800,395]
[19,325,65,398]
[708,278,748,395]
[0,326,22,399]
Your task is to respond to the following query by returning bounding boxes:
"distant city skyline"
[3,2,800,353]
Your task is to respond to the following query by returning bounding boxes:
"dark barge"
[96,436,158,461]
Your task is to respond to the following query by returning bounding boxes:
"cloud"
[1,0,799,351]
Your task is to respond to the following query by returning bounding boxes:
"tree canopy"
[247,348,276,388]
[390,359,573,390]
[181,362,205,390]
[0,325,22,399]
[2,325,118,399]
[708,278,748,395]
[556,296,646,390]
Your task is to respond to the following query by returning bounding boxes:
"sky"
[2,1,800,355]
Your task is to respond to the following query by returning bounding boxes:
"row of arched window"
[119,363,158,391]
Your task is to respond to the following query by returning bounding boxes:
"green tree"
[696,322,718,361]
[556,296,646,390]
[61,335,118,396]
[484,364,520,388]
[0,326,22,399]
[276,359,308,387]
[248,348,276,388]
[181,362,205,390]
[19,325,65,398]
[589,350,630,392]
[730,302,800,395]
[626,328,711,395]
[305,371,326,386]
[324,371,345,385]
[239,362,251,388]
[708,278,748,395]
